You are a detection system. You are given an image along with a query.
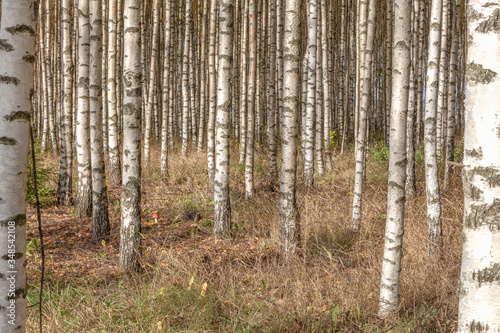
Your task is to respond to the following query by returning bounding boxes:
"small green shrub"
[26,142,56,207]
[371,144,390,161]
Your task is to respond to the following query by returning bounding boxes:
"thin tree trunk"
[57,0,74,206]
[424,0,443,259]
[245,0,257,198]
[302,0,318,187]
[280,0,300,260]
[161,0,173,175]
[239,1,249,164]
[213,0,233,237]
[108,0,121,184]
[75,0,92,218]
[351,0,375,232]
[207,0,217,188]
[120,0,142,272]
[378,0,411,317]
[144,0,161,166]
[268,0,279,186]
[90,0,110,241]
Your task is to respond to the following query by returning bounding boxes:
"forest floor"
[25,142,464,332]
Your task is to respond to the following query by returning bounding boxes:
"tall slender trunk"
[280,0,301,260]
[75,0,92,218]
[90,0,110,241]
[161,0,173,175]
[444,0,460,189]
[108,0,121,184]
[57,0,74,206]
[197,0,209,153]
[144,0,161,166]
[0,1,34,330]
[207,0,217,188]
[268,0,279,186]
[321,0,332,172]
[245,0,257,198]
[351,0,375,232]
[424,0,443,259]
[120,0,142,272]
[239,1,249,164]
[213,0,233,237]
[302,0,318,187]
[181,0,191,156]
[378,0,411,317]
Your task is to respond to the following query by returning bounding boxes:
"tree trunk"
[90,0,110,242]
[458,2,500,330]
[0,1,34,330]
[268,0,279,187]
[351,0,375,232]
[302,0,318,187]
[245,0,257,199]
[108,0,121,184]
[280,0,300,260]
[57,0,74,206]
[120,0,142,272]
[75,0,92,219]
[424,0,443,259]
[144,0,161,166]
[207,0,217,188]
[238,1,249,164]
[378,0,411,317]
[161,0,173,175]
[213,0,233,237]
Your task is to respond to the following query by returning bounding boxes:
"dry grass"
[26,141,463,332]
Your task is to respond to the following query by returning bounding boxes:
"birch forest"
[2,0,500,331]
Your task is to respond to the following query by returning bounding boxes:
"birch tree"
[302,0,318,187]
[245,0,257,198]
[108,0,121,184]
[351,0,375,232]
[457,2,500,331]
[90,0,110,241]
[213,0,233,237]
[378,0,411,317]
[207,0,217,187]
[57,0,74,206]
[181,0,192,156]
[280,0,301,259]
[424,0,443,259]
[120,0,142,271]
[0,1,34,330]
[161,0,173,175]
[75,0,92,218]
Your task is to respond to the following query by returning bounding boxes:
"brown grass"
[26,142,463,332]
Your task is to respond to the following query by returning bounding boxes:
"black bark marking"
[4,111,30,122]
[0,137,17,145]
[0,75,20,85]
[466,62,497,84]
[476,8,500,33]
[0,39,14,52]
[5,24,35,36]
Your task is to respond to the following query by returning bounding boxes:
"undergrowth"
[26,139,463,332]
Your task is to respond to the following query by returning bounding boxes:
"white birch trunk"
[207,0,217,188]
[245,0,257,199]
[302,0,318,187]
[57,0,74,206]
[144,0,161,166]
[351,0,375,232]
[120,0,142,272]
[161,0,173,175]
[213,0,233,237]
[280,0,301,260]
[457,2,500,331]
[378,0,411,317]
[75,0,92,218]
[108,0,121,184]
[424,0,443,259]
[0,1,34,330]
[90,0,110,241]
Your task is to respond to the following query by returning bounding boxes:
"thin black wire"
[29,124,44,333]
